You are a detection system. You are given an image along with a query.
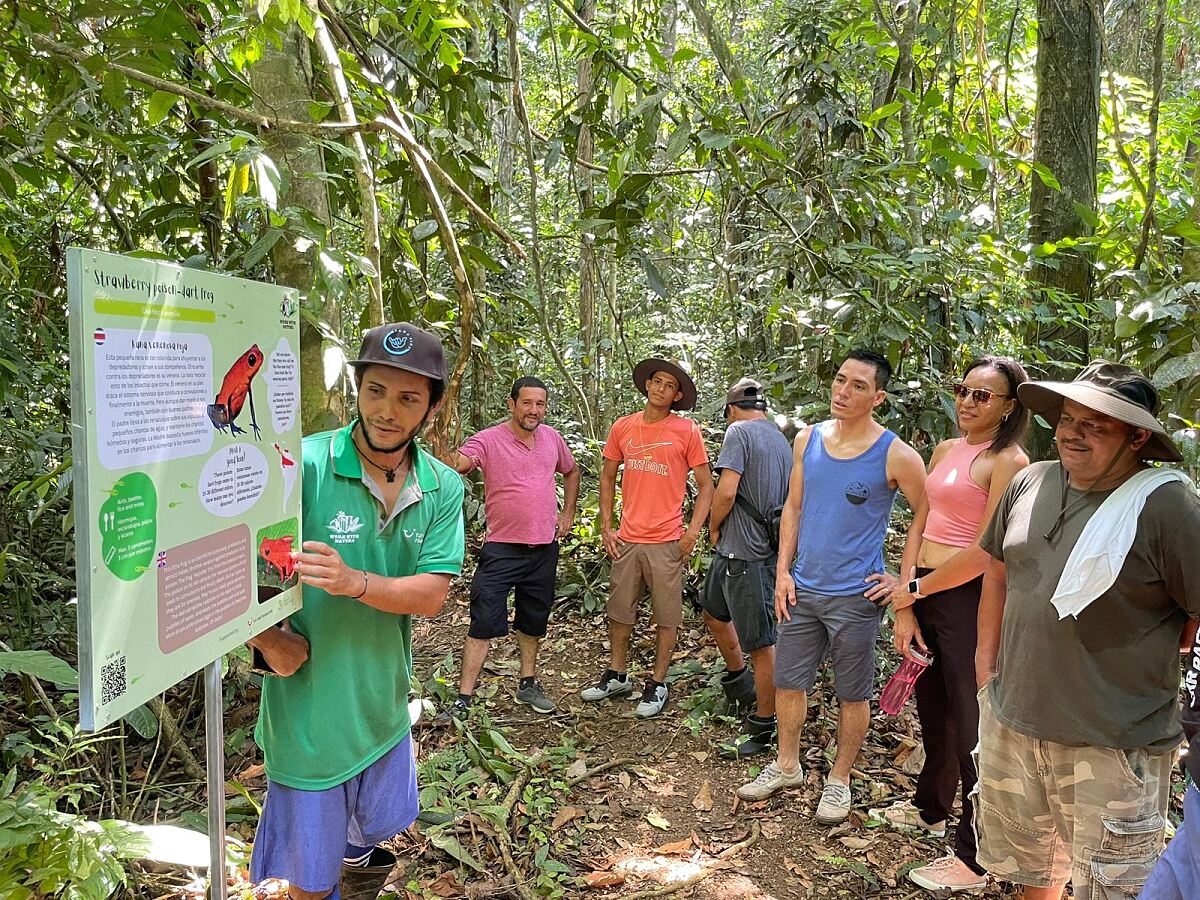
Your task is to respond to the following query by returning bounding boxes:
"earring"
[1001,413,1010,423]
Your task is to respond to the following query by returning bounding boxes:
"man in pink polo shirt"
[443,377,580,717]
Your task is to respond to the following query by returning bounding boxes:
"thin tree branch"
[54,149,136,251]
[31,35,386,136]
[545,0,681,126]
[306,0,383,327]
[311,0,528,262]
[1134,0,1167,269]
[506,0,596,437]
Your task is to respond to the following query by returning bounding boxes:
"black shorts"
[468,541,559,640]
[701,554,778,652]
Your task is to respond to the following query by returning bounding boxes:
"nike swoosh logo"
[626,440,673,453]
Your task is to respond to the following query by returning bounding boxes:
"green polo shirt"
[256,423,464,790]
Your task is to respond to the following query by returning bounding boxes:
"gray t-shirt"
[981,460,1200,751]
[715,418,793,561]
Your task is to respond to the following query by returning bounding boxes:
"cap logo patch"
[384,328,414,356]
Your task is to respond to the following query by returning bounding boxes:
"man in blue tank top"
[737,349,926,825]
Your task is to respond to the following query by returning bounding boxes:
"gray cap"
[350,323,447,384]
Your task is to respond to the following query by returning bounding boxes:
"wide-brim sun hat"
[1017,360,1182,463]
[632,358,698,411]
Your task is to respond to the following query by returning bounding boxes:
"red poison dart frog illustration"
[259,534,295,582]
[208,345,264,439]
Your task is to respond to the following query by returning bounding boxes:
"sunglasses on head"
[951,383,1011,404]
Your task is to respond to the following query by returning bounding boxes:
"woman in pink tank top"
[872,356,1030,892]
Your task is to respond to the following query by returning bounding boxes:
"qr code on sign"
[100,655,127,704]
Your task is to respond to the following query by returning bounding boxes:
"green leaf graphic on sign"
[99,472,157,581]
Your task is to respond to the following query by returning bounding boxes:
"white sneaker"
[736,762,805,801]
[815,779,852,824]
[635,681,668,717]
[868,799,947,837]
[580,670,633,702]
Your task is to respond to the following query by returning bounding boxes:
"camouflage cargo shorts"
[972,686,1173,899]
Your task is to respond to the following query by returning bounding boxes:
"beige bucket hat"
[1017,360,1182,463]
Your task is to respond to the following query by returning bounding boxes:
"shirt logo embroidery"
[403,528,426,544]
[328,511,366,544]
[845,481,870,505]
[625,439,674,456]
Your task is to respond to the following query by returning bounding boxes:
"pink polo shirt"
[460,422,576,545]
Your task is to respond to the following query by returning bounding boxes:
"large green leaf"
[1152,352,1200,389]
[0,651,78,686]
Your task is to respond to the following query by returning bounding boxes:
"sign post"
[205,659,228,900]
[68,248,304,893]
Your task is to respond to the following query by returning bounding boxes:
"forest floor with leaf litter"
[337,584,1021,900]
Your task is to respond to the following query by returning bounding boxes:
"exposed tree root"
[619,822,762,900]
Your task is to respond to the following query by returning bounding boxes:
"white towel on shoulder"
[1051,467,1194,620]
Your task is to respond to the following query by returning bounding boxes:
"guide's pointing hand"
[294,541,361,598]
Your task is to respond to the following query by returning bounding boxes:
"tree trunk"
[1027,0,1098,354]
[1183,142,1200,281]
[1025,0,1100,458]
[250,24,342,435]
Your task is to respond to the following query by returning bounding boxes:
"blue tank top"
[791,422,898,595]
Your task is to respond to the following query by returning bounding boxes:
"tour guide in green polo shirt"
[248,323,465,900]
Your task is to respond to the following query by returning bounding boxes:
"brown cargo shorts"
[972,686,1172,899]
[607,539,684,629]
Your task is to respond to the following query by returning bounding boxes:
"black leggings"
[912,568,985,874]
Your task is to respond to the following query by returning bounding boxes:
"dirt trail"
[406,588,1017,900]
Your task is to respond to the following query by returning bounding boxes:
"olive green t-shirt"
[256,424,465,789]
[981,460,1200,751]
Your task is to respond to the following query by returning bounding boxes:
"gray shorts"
[775,586,883,701]
[700,555,777,652]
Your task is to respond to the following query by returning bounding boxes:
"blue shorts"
[250,733,419,896]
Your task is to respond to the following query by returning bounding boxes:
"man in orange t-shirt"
[581,359,712,717]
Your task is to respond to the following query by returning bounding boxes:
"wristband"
[352,570,369,599]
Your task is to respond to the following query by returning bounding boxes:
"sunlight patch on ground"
[614,852,705,883]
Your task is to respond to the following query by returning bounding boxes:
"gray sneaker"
[580,670,634,702]
[736,762,805,801]
[815,779,852,824]
[515,679,556,714]
[634,681,668,717]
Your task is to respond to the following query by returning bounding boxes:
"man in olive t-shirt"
[974,361,1200,900]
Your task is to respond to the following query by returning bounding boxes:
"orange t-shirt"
[602,411,709,543]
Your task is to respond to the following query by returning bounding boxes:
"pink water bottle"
[879,649,933,715]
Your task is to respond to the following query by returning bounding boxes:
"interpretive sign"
[68,249,304,730]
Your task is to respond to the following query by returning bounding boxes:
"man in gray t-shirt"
[701,378,793,758]
[974,361,1200,900]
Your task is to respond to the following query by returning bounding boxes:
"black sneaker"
[580,669,633,702]
[435,696,471,724]
[719,714,777,759]
[515,678,556,714]
[635,680,668,718]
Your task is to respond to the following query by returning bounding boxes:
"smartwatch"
[908,578,922,598]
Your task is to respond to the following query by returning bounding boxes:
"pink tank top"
[922,438,993,547]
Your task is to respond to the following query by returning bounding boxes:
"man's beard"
[357,400,429,455]
[516,416,541,433]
